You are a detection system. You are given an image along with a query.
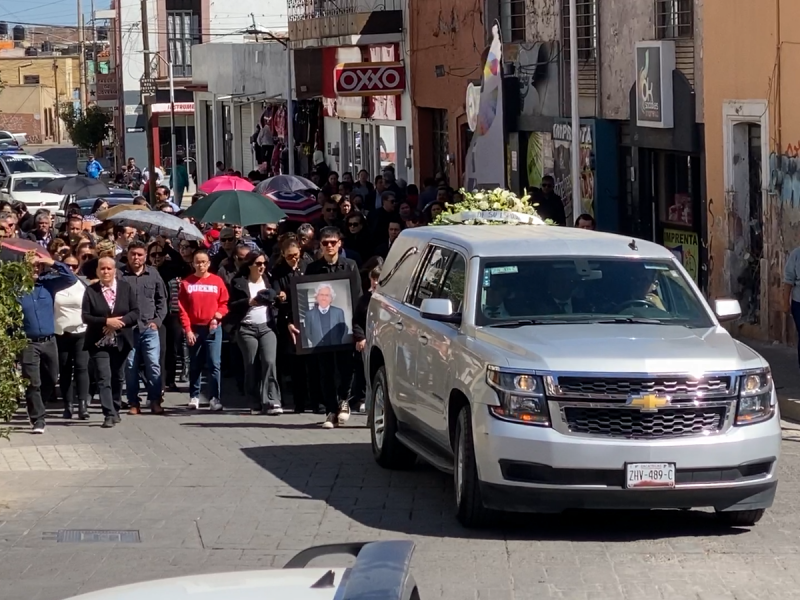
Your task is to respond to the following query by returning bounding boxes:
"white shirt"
[54,280,87,335]
[242,279,268,325]
[318,306,330,315]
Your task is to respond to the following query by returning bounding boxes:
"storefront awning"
[217,91,284,106]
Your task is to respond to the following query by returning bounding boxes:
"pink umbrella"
[199,176,255,194]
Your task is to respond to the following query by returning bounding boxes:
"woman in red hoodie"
[178,249,229,411]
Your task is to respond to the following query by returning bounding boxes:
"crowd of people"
[9,159,595,434]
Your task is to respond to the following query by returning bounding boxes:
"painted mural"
[552,123,595,223]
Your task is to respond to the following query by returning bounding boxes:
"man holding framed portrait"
[290,226,361,429]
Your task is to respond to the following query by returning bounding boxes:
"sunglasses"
[253,261,266,267]
[149,252,164,258]
[79,254,92,261]
[66,263,80,270]
[320,240,339,247]
[285,253,300,260]
[348,221,362,228]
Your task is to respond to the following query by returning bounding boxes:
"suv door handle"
[418,334,429,345]
[393,321,403,331]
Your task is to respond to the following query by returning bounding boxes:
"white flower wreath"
[433,188,552,226]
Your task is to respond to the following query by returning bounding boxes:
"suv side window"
[410,246,453,308]
[440,253,467,312]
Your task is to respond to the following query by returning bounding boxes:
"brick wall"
[0,113,42,143]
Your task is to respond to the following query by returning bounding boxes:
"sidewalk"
[740,337,800,422]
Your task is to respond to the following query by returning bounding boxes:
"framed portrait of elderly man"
[291,271,359,355]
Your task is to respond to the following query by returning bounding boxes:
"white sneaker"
[322,413,337,429]
[209,398,223,412]
[266,407,284,416]
[358,403,367,414]
[188,397,200,410]
[337,401,351,426]
[31,422,45,434]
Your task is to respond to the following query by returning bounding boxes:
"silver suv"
[365,224,781,528]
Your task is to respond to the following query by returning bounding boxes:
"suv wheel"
[454,406,492,527]
[715,509,765,527]
[370,366,416,469]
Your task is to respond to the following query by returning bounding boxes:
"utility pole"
[568,0,581,223]
[53,61,61,144]
[91,0,98,77]
[77,0,87,111]
[141,0,157,204]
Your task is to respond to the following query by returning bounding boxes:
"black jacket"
[367,208,402,246]
[305,256,362,306]
[353,290,372,342]
[82,279,139,353]
[226,273,276,332]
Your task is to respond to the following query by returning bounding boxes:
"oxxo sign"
[334,62,405,97]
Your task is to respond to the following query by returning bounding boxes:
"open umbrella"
[95,203,151,221]
[255,175,319,194]
[106,210,205,242]
[1,237,49,259]
[199,175,255,194]
[182,190,287,227]
[41,176,110,199]
[262,190,321,223]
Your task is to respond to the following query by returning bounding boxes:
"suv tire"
[715,509,765,527]
[370,366,416,469]
[454,406,492,527]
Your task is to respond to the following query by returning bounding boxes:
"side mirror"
[420,298,461,324]
[0,188,8,194]
[714,298,741,322]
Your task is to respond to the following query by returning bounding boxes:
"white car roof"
[8,172,64,179]
[398,224,675,260]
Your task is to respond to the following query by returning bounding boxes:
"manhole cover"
[55,529,141,543]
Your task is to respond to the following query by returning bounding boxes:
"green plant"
[0,259,34,437]
[59,104,114,151]
[434,188,552,226]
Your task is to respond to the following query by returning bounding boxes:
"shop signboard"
[635,40,675,129]
[334,62,405,97]
[150,102,195,114]
[663,228,699,282]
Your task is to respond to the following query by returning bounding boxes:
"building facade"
[704,0,798,344]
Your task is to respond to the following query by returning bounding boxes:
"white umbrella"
[106,210,205,241]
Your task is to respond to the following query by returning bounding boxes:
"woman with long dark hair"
[226,250,281,414]
[271,238,310,413]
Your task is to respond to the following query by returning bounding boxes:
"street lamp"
[144,50,177,194]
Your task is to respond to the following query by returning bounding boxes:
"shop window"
[166,5,200,77]
[500,0,526,43]
[655,0,693,40]
[561,0,597,62]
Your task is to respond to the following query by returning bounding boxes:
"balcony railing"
[288,0,356,21]
[287,0,402,45]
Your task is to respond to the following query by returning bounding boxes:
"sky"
[0,0,108,28]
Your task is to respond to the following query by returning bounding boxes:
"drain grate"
[54,529,141,543]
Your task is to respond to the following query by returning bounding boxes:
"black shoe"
[78,400,89,420]
[62,408,72,419]
[101,416,115,428]
[112,414,121,424]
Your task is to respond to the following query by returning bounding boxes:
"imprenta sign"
[334,62,405,97]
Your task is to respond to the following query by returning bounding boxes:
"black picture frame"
[290,271,359,355]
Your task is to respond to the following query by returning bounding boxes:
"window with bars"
[655,0,693,39]
[500,0,526,43]
[167,10,200,77]
[561,0,597,62]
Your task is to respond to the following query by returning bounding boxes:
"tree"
[60,104,114,151]
[0,259,33,437]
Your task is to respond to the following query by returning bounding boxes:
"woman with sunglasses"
[227,250,281,415]
[343,212,372,263]
[271,238,310,413]
[54,254,91,420]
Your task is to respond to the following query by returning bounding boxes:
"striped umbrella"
[262,190,321,223]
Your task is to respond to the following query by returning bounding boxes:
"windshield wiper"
[591,317,666,325]
[489,319,573,328]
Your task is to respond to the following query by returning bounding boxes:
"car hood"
[67,568,349,600]
[11,191,64,206]
[474,324,766,373]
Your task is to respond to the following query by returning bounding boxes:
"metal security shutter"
[240,104,255,174]
[674,38,695,88]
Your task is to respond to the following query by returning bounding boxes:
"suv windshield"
[4,157,59,174]
[477,257,712,328]
[12,177,57,192]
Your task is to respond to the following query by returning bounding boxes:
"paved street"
[1,364,799,599]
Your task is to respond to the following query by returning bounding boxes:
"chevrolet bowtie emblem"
[627,394,671,412]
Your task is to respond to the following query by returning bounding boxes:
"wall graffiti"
[552,123,595,224]
[769,145,800,209]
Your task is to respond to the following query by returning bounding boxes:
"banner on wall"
[663,228,699,282]
[463,22,505,190]
[551,122,595,223]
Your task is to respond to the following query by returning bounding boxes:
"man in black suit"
[82,257,139,428]
[302,283,347,348]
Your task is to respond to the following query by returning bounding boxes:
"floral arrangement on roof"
[433,188,551,226]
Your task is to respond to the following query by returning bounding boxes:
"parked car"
[65,540,420,600]
[0,152,60,189]
[0,130,26,146]
[0,172,66,212]
[365,224,781,528]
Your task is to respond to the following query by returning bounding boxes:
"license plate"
[625,463,675,489]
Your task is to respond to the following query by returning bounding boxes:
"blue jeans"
[189,325,222,401]
[126,327,162,405]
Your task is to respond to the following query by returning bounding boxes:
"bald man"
[82,257,140,428]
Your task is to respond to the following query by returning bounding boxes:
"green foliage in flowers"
[0,259,34,437]
[433,188,551,225]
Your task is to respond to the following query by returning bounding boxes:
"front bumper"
[472,403,781,513]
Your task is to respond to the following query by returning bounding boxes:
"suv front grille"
[554,376,733,398]
[562,406,728,439]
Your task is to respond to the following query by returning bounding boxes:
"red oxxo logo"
[334,62,405,96]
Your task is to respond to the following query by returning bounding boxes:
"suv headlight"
[736,368,775,425]
[486,367,550,426]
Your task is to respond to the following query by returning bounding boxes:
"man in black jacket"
[350,264,380,414]
[303,226,361,429]
[367,191,402,248]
